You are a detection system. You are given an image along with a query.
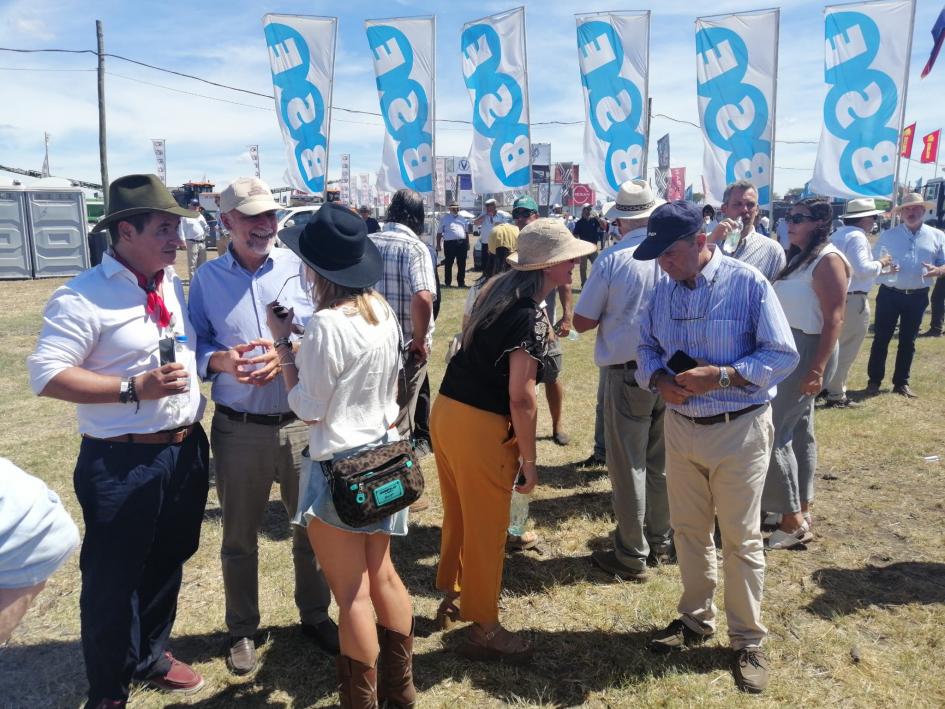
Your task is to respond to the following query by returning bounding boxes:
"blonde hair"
[311,270,384,325]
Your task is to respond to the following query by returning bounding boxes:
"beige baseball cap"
[220,177,281,215]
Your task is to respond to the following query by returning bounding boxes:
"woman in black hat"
[266,203,415,709]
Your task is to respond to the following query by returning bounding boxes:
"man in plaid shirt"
[370,190,437,460]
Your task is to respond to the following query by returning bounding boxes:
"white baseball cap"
[220,177,281,216]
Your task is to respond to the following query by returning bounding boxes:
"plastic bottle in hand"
[508,490,531,537]
[878,246,897,285]
[167,334,190,421]
[722,217,743,255]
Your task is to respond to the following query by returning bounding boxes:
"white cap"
[220,177,281,216]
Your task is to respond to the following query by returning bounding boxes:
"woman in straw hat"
[266,203,416,709]
[429,218,594,663]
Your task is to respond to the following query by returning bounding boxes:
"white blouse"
[289,297,401,460]
[774,244,850,335]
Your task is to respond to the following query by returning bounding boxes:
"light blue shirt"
[636,246,799,417]
[189,246,312,414]
[873,223,945,291]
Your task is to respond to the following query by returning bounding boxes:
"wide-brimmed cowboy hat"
[842,197,885,219]
[893,192,934,212]
[605,179,665,221]
[506,218,596,270]
[91,174,193,233]
[279,202,382,289]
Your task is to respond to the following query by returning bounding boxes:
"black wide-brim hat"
[91,173,193,233]
[279,202,382,289]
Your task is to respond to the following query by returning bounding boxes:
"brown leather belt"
[84,424,194,445]
[607,361,637,370]
[848,291,868,296]
[881,284,929,295]
[673,403,765,426]
[215,403,297,426]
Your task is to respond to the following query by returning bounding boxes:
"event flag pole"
[890,0,917,209]
[96,20,109,210]
[769,9,781,219]
[521,6,534,197]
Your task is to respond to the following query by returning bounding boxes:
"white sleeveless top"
[773,243,850,335]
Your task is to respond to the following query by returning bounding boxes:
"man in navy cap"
[633,201,798,695]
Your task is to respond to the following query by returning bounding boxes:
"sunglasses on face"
[512,209,534,219]
[787,213,816,224]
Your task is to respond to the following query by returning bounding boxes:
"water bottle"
[567,329,579,341]
[508,490,531,538]
[722,217,743,255]
[878,246,897,285]
[167,335,190,421]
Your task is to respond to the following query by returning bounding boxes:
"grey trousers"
[602,367,670,571]
[395,355,428,439]
[212,413,331,637]
[762,329,837,514]
[594,368,606,459]
[825,293,870,400]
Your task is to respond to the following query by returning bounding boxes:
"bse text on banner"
[696,9,778,207]
[365,17,435,195]
[811,1,915,199]
[461,7,531,194]
[576,12,649,198]
[262,14,337,197]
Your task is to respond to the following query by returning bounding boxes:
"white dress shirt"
[179,214,208,241]
[27,253,205,437]
[830,225,882,293]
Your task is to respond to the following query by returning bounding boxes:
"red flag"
[668,167,686,201]
[921,7,945,78]
[921,130,941,164]
[900,122,916,157]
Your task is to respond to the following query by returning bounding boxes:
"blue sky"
[1,0,942,198]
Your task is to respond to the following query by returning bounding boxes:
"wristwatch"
[718,366,731,389]
[119,377,132,403]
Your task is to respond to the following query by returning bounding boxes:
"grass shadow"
[527,489,611,524]
[806,561,945,618]
[0,637,86,708]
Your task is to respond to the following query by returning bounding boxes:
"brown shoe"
[591,549,648,582]
[456,623,533,665]
[376,619,416,709]
[732,647,770,694]
[435,594,462,631]
[648,618,713,653]
[336,655,378,709]
[226,636,257,675]
[145,652,205,695]
[893,384,918,398]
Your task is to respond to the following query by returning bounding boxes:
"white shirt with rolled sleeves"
[830,225,883,293]
[438,214,468,241]
[179,214,208,241]
[574,227,661,367]
[27,253,205,438]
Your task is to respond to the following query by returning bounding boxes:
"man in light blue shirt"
[866,193,945,398]
[437,203,470,287]
[633,201,798,696]
[189,177,335,675]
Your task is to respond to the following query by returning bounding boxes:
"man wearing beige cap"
[823,198,893,407]
[189,177,336,675]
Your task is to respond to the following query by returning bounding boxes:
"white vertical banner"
[810,0,915,199]
[340,153,351,203]
[262,14,337,198]
[695,9,778,206]
[248,145,260,178]
[365,17,435,196]
[461,7,532,194]
[575,12,649,198]
[151,139,167,185]
[435,157,447,206]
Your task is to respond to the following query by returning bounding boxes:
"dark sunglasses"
[787,213,816,224]
[512,208,534,219]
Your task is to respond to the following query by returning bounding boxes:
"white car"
[277,206,321,231]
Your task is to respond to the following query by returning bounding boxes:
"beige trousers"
[825,292,870,400]
[664,404,773,649]
[186,239,207,280]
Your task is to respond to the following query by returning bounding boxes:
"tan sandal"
[435,595,461,631]
[506,530,541,553]
[457,623,533,665]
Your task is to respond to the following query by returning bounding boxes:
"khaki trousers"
[211,412,331,637]
[430,395,519,624]
[602,367,670,571]
[664,404,773,649]
[395,355,428,439]
[825,293,870,400]
[186,239,206,280]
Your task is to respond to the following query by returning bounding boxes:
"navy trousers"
[73,425,209,706]
[867,285,930,387]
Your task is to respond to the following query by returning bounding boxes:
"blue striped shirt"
[636,246,799,417]
[873,223,945,291]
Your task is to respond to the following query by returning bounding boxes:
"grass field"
[2,249,945,708]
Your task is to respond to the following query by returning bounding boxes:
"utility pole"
[96,20,109,209]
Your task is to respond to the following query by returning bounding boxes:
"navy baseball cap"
[633,201,704,260]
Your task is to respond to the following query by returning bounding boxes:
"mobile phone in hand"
[667,349,698,374]
[515,471,526,487]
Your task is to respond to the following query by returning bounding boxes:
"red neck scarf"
[113,253,173,328]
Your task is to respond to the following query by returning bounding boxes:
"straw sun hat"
[506,218,596,271]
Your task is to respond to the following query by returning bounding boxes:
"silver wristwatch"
[718,366,731,389]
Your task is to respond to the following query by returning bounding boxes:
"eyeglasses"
[787,213,816,224]
[512,209,534,219]
[273,273,300,302]
[669,278,717,321]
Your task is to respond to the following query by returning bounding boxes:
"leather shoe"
[893,384,918,398]
[591,549,647,582]
[145,652,204,694]
[864,380,881,396]
[301,618,341,656]
[226,636,257,675]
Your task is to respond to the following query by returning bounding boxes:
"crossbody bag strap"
[384,300,414,441]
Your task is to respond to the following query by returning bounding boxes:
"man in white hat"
[709,180,785,282]
[866,193,945,398]
[474,198,507,274]
[437,202,470,287]
[574,180,672,580]
[189,177,336,674]
[823,198,894,407]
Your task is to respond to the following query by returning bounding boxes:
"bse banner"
[576,12,649,197]
[696,9,779,206]
[151,139,166,185]
[340,153,351,203]
[461,7,531,194]
[365,17,435,194]
[262,14,337,197]
[811,1,914,199]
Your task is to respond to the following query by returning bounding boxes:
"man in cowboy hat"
[866,193,945,398]
[179,197,209,281]
[633,201,798,695]
[358,204,380,234]
[27,174,209,706]
[709,180,785,282]
[188,177,336,674]
[823,198,894,407]
[574,179,672,580]
[437,201,470,287]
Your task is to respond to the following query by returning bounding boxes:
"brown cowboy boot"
[336,655,378,709]
[376,619,416,708]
